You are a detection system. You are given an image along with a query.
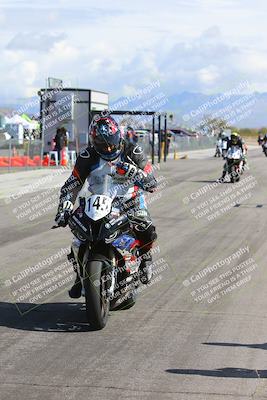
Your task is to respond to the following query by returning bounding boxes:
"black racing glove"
[55,200,74,227]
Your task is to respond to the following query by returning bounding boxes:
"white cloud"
[0,0,267,104]
[50,40,80,60]
[240,51,267,72]
[198,66,220,85]
[122,85,138,97]
[7,32,67,51]
[20,61,38,85]
[0,10,6,24]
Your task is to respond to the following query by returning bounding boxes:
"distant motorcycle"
[258,136,264,146]
[262,142,267,157]
[222,139,228,159]
[225,146,243,183]
[214,139,222,157]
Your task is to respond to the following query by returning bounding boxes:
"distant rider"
[262,133,267,151]
[125,126,139,144]
[241,137,248,170]
[258,134,264,146]
[214,134,222,157]
[220,132,244,180]
[221,132,228,159]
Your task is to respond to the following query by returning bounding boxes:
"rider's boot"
[220,170,226,182]
[69,272,82,299]
[67,249,82,299]
[139,253,153,285]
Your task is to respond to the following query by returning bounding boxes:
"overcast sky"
[0,0,266,103]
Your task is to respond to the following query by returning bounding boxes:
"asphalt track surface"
[1,147,267,400]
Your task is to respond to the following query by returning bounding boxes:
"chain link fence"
[0,134,216,171]
[171,135,217,153]
[0,139,43,171]
[138,132,216,159]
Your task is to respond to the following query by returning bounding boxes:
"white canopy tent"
[5,114,38,130]
[5,115,25,125]
[4,114,38,143]
[0,131,11,140]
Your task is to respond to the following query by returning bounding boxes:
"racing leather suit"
[57,141,157,272]
[221,138,244,178]
[262,135,267,150]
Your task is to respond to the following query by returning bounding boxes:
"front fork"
[70,238,141,299]
[71,238,117,299]
[70,238,83,273]
[69,238,88,296]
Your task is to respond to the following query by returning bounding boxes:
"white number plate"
[85,195,112,221]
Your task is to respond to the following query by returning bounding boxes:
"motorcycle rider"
[214,133,222,157]
[258,133,264,146]
[221,132,228,159]
[262,133,267,151]
[220,132,244,180]
[55,116,158,298]
[241,137,248,171]
[125,126,139,144]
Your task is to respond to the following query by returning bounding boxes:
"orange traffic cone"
[11,156,24,167]
[42,154,50,166]
[0,157,9,167]
[60,147,68,166]
[33,156,41,166]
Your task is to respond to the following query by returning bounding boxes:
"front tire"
[84,260,110,330]
[230,166,240,183]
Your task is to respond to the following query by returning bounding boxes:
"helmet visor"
[231,135,238,144]
[94,132,121,158]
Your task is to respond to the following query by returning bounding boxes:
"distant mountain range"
[112,91,267,128]
[1,91,266,128]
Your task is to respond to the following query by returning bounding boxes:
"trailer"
[38,87,109,153]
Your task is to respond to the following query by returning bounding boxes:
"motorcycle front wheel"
[84,260,110,330]
[230,165,240,183]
